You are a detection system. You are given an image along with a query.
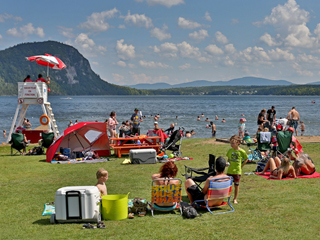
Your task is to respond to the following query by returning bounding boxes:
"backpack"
[180,202,199,219]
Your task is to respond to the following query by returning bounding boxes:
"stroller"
[160,128,184,157]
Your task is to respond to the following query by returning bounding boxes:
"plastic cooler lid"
[56,186,99,195]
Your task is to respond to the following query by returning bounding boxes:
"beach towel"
[260,132,271,143]
[51,158,110,164]
[42,202,55,215]
[255,172,320,180]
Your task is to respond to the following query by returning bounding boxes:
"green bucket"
[101,193,129,220]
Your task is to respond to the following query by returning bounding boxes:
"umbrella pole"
[47,64,49,77]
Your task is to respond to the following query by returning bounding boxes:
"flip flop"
[97,221,106,229]
[82,223,96,229]
[128,213,134,219]
[138,211,146,217]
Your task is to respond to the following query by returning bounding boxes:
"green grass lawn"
[1,140,320,240]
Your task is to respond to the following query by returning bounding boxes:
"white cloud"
[150,24,171,41]
[239,46,270,63]
[128,63,136,68]
[284,24,315,48]
[139,60,170,68]
[197,57,211,63]
[92,62,99,65]
[130,72,152,83]
[80,8,119,32]
[204,11,212,22]
[117,61,127,67]
[0,13,22,22]
[116,39,136,60]
[262,0,309,28]
[189,29,208,41]
[205,44,224,55]
[58,26,75,38]
[124,11,153,28]
[177,41,201,58]
[179,63,190,70]
[6,23,45,38]
[292,63,314,77]
[297,53,320,64]
[136,0,184,8]
[231,19,239,25]
[118,24,126,29]
[224,43,236,54]
[112,73,125,82]
[224,56,234,66]
[215,31,228,44]
[260,33,281,46]
[268,48,295,61]
[73,33,107,57]
[177,17,201,29]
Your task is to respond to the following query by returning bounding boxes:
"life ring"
[40,115,50,125]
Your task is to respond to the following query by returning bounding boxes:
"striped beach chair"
[193,176,234,215]
[150,178,182,217]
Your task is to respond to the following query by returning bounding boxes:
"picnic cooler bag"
[51,186,101,223]
[130,149,157,164]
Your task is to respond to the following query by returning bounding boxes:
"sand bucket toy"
[101,193,129,220]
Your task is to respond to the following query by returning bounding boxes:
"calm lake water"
[1,95,319,144]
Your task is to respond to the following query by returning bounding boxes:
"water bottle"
[137,140,141,146]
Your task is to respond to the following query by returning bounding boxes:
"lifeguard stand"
[7,82,59,143]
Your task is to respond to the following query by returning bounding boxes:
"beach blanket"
[255,172,320,180]
[42,202,55,216]
[51,158,111,164]
[157,157,193,163]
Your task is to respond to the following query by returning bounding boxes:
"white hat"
[154,122,158,124]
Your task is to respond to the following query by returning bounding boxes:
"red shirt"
[36,78,46,82]
[24,79,33,82]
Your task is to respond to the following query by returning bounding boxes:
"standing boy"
[96,168,108,196]
[210,121,216,137]
[226,135,248,204]
[131,108,143,135]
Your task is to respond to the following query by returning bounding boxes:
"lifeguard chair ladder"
[6,82,59,143]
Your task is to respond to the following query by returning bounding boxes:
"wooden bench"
[112,144,162,158]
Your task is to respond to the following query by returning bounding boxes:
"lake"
[1,95,319,144]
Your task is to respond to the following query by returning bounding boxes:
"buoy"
[40,114,50,125]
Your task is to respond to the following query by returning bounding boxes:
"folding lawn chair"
[276,131,293,157]
[150,178,183,218]
[41,132,55,149]
[192,176,234,215]
[183,154,216,189]
[248,132,271,162]
[9,133,26,155]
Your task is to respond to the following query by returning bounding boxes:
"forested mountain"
[0,41,144,95]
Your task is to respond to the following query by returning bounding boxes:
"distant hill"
[307,81,320,85]
[0,41,143,95]
[126,77,294,89]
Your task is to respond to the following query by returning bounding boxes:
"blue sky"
[1,0,320,85]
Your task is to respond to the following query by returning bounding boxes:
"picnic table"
[110,136,162,158]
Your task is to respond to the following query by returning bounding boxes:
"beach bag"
[180,202,199,219]
[256,162,266,172]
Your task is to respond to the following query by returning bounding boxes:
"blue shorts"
[212,131,216,137]
[291,120,298,129]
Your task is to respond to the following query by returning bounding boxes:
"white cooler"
[51,186,101,224]
[130,149,157,164]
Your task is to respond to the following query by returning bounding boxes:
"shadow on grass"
[38,159,47,163]
[33,219,51,225]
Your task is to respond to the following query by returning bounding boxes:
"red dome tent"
[46,122,110,162]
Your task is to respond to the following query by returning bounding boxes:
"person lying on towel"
[258,157,296,180]
[287,150,316,176]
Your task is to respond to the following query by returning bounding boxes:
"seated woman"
[259,157,296,179]
[151,161,179,207]
[287,151,315,176]
[153,122,168,144]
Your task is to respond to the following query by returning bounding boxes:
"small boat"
[311,101,315,103]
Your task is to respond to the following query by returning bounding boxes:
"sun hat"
[287,127,294,133]
[134,108,139,111]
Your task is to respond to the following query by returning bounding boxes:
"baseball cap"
[154,122,158,124]
[134,108,139,111]
[287,127,294,133]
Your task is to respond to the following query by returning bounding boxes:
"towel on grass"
[51,158,110,164]
[255,171,320,180]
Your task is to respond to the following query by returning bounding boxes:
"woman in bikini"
[151,161,179,207]
[259,157,296,180]
[287,150,315,176]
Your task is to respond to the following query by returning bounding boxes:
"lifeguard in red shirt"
[23,75,33,82]
[35,74,50,84]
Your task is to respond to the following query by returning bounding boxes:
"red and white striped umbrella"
[26,53,66,76]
